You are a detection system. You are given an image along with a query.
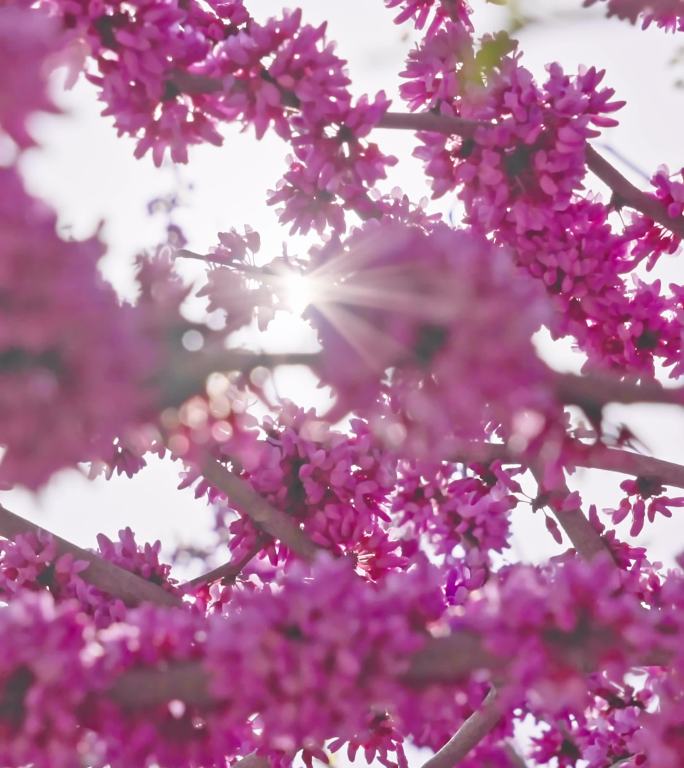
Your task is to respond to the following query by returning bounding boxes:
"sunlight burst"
[283,272,316,315]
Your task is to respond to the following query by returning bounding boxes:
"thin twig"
[0,505,183,608]
[183,538,265,589]
[420,688,500,768]
[586,145,684,237]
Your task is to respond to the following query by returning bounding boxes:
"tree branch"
[106,617,640,711]
[201,459,320,562]
[183,538,264,589]
[554,371,683,410]
[420,688,500,768]
[571,443,684,489]
[0,505,183,608]
[107,631,504,711]
[378,111,484,139]
[162,348,320,408]
[450,438,684,491]
[531,469,612,561]
[109,661,213,709]
[585,145,684,237]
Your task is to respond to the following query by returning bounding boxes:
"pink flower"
[0,6,61,148]
[0,529,180,627]
[210,403,403,574]
[303,222,554,457]
[0,168,154,488]
[609,476,684,536]
[0,594,90,768]
[385,0,473,37]
[583,0,684,32]
[206,556,445,756]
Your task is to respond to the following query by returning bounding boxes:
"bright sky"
[4,0,684,580]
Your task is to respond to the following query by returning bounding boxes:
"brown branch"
[234,755,270,768]
[450,438,684,491]
[554,371,683,410]
[572,444,684,490]
[108,630,503,710]
[0,505,183,608]
[202,459,320,562]
[109,661,213,709]
[404,633,503,685]
[551,494,610,561]
[420,688,500,768]
[183,538,265,589]
[378,111,484,139]
[377,111,684,238]
[106,617,638,711]
[530,468,612,562]
[162,348,320,408]
[586,145,684,238]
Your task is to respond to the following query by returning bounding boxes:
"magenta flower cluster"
[0,168,158,488]
[584,0,684,31]
[2,538,684,766]
[1,0,684,766]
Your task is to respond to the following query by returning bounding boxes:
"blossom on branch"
[0,169,154,488]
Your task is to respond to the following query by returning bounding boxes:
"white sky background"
[4,0,684,582]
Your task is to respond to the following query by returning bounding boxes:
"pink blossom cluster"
[510,198,682,375]
[652,164,684,220]
[608,476,684,536]
[205,556,446,762]
[304,222,555,456]
[0,5,60,148]
[0,528,180,625]
[402,29,624,214]
[44,0,244,165]
[454,556,684,766]
[401,28,684,376]
[529,562,684,767]
[270,91,396,234]
[456,556,641,712]
[180,402,406,578]
[38,0,395,234]
[384,0,473,37]
[198,227,296,333]
[0,168,155,488]
[1,551,683,767]
[584,0,684,31]
[0,594,90,768]
[530,678,652,767]
[391,459,520,598]
[90,605,217,768]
